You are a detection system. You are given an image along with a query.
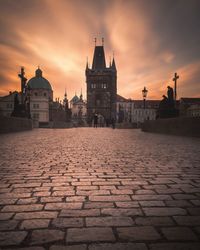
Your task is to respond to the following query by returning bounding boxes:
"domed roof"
[70,95,80,103]
[27,68,52,91]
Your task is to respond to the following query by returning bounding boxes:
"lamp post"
[142,86,148,109]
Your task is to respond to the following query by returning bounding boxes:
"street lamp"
[142,86,148,109]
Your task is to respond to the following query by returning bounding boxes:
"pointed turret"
[111,58,116,71]
[80,89,83,101]
[35,67,42,77]
[63,88,69,110]
[86,57,89,71]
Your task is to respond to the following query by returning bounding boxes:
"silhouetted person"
[167,86,174,108]
[111,117,115,129]
[93,113,98,128]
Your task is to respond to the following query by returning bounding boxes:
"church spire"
[92,38,106,70]
[86,57,89,70]
[80,88,83,101]
[111,57,116,71]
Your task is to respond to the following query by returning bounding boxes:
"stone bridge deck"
[0,128,200,250]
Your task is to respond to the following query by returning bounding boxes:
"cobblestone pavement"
[0,128,200,250]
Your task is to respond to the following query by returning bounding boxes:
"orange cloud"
[0,0,199,101]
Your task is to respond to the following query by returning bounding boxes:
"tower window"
[33,113,39,120]
[33,104,39,109]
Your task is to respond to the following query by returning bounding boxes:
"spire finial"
[86,56,89,70]
[102,37,104,46]
[94,37,97,46]
[80,88,83,101]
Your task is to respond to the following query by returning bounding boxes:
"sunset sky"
[0,0,200,101]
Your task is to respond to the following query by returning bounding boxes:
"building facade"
[131,100,160,124]
[26,68,53,125]
[86,43,117,124]
[0,91,19,117]
[179,98,200,117]
[70,93,87,124]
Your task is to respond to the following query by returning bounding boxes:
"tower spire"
[111,52,116,71]
[80,88,83,101]
[86,56,89,70]
[102,37,104,46]
[92,39,106,69]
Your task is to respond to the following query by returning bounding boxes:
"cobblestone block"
[67,227,115,242]
[60,209,100,217]
[45,202,82,210]
[101,208,142,216]
[20,219,50,229]
[84,202,114,208]
[50,245,87,250]
[143,207,187,216]
[52,218,84,228]
[86,216,134,227]
[0,220,18,230]
[88,243,148,250]
[115,201,139,208]
[149,243,200,250]
[0,231,27,246]
[2,204,43,212]
[14,211,58,220]
[89,195,131,201]
[161,227,198,241]
[135,216,175,226]
[173,216,200,225]
[117,226,161,241]
[0,212,14,220]
[132,195,172,201]
[30,229,64,245]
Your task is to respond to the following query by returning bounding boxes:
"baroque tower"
[85,39,117,123]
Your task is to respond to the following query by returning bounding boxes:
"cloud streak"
[0,0,199,100]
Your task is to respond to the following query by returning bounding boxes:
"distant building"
[0,91,19,117]
[116,95,160,124]
[70,92,87,123]
[26,67,53,125]
[180,98,200,117]
[116,95,133,123]
[86,41,117,124]
[131,100,160,124]
[0,67,71,127]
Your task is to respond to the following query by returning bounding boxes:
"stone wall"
[141,117,200,137]
[0,115,32,133]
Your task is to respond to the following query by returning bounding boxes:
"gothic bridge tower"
[85,39,117,123]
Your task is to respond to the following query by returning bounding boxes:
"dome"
[27,68,52,91]
[70,95,80,103]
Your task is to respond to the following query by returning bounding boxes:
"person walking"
[93,113,98,128]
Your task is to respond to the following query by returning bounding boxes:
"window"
[44,93,47,97]
[91,83,96,89]
[6,103,12,109]
[33,113,39,120]
[103,83,107,89]
[33,104,39,109]
[34,92,38,96]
